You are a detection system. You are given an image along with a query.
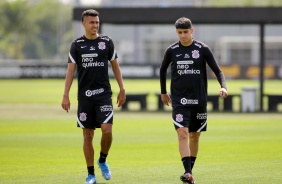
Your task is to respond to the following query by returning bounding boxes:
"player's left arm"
[110,59,126,107]
[204,46,228,99]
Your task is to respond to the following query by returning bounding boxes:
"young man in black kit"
[159,17,228,184]
[61,9,126,184]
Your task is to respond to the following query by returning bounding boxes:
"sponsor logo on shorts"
[176,113,183,122]
[197,113,207,120]
[180,98,198,105]
[79,112,87,122]
[85,88,104,97]
[100,105,113,112]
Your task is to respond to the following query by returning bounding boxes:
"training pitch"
[0,79,282,183]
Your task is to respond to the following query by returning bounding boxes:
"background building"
[72,0,282,68]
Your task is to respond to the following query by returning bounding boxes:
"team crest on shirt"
[79,112,87,122]
[192,50,200,59]
[175,114,183,122]
[98,42,106,50]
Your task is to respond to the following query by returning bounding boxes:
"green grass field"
[0,79,282,183]
[0,78,281,110]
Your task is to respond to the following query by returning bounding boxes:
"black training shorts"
[77,96,113,129]
[172,106,207,132]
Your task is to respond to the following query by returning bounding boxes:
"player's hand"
[219,88,228,99]
[161,93,171,106]
[117,89,126,107]
[61,95,71,112]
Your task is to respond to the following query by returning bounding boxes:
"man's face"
[82,16,99,35]
[176,28,193,43]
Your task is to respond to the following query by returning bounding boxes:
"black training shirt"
[68,35,117,100]
[160,40,226,107]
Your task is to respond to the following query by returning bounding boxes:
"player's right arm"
[61,63,76,112]
[160,48,172,106]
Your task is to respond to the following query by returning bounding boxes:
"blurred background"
[1,0,282,68]
[1,2,282,183]
[0,0,281,112]
[1,0,282,78]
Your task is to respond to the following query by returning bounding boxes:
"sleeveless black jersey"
[160,40,226,107]
[68,35,117,100]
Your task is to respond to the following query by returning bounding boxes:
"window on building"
[265,48,282,65]
[229,48,252,65]
[144,40,174,64]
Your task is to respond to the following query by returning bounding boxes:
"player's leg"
[77,97,97,184]
[177,127,195,184]
[189,107,207,171]
[176,127,192,172]
[176,127,190,158]
[83,128,95,166]
[96,102,113,180]
[173,107,195,184]
[100,123,113,160]
[189,132,201,170]
[83,128,96,184]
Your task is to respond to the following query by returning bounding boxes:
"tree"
[27,0,73,60]
[0,0,73,61]
[0,0,38,60]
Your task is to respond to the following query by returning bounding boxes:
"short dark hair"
[81,9,99,22]
[175,17,192,29]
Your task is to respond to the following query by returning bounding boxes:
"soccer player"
[61,9,126,184]
[159,17,228,184]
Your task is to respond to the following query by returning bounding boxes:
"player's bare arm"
[61,63,76,112]
[110,59,126,107]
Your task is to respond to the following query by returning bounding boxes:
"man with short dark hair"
[61,9,126,184]
[160,17,228,184]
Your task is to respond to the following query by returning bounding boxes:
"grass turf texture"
[0,105,282,184]
[0,79,282,111]
[0,79,282,183]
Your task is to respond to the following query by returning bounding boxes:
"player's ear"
[191,27,194,34]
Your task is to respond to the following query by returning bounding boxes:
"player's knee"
[189,132,200,143]
[102,130,112,138]
[83,129,94,140]
[177,129,189,140]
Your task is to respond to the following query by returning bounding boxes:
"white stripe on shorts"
[173,119,184,128]
[103,111,113,123]
[196,119,207,132]
[77,117,85,128]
